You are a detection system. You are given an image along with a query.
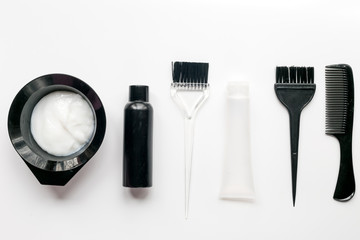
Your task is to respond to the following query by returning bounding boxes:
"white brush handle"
[170,86,209,218]
[184,116,195,219]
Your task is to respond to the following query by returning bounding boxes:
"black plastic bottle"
[123,85,153,187]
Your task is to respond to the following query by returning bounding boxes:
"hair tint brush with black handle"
[326,64,355,201]
[275,66,315,206]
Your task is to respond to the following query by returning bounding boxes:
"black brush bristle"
[325,65,353,135]
[290,66,296,83]
[299,67,306,83]
[172,62,209,84]
[276,66,314,84]
[276,66,288,83]
[307,67,314,83]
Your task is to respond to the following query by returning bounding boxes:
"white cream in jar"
[30,91,95,156]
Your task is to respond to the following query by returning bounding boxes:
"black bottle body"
[123,87,153,188]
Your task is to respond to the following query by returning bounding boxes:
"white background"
[1,0,360,239]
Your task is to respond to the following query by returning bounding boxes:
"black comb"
[326,64,355,201]
[275,66,316,206]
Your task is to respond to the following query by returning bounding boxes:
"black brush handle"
[275,84,316,206]
[289,110,301,206]
[334,135,356,201]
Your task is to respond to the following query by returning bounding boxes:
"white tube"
[219,81,255,200]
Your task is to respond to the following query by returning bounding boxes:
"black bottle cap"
[129,85,149,102]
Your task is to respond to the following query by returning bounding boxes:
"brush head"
[172,62,209,84]
[276,66,314,84]
[325,64,354,135]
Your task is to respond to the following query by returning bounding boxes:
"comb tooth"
[325,66,350,134]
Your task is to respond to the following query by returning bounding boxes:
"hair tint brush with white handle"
[326,64,356,201]
[171,61,209,219]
